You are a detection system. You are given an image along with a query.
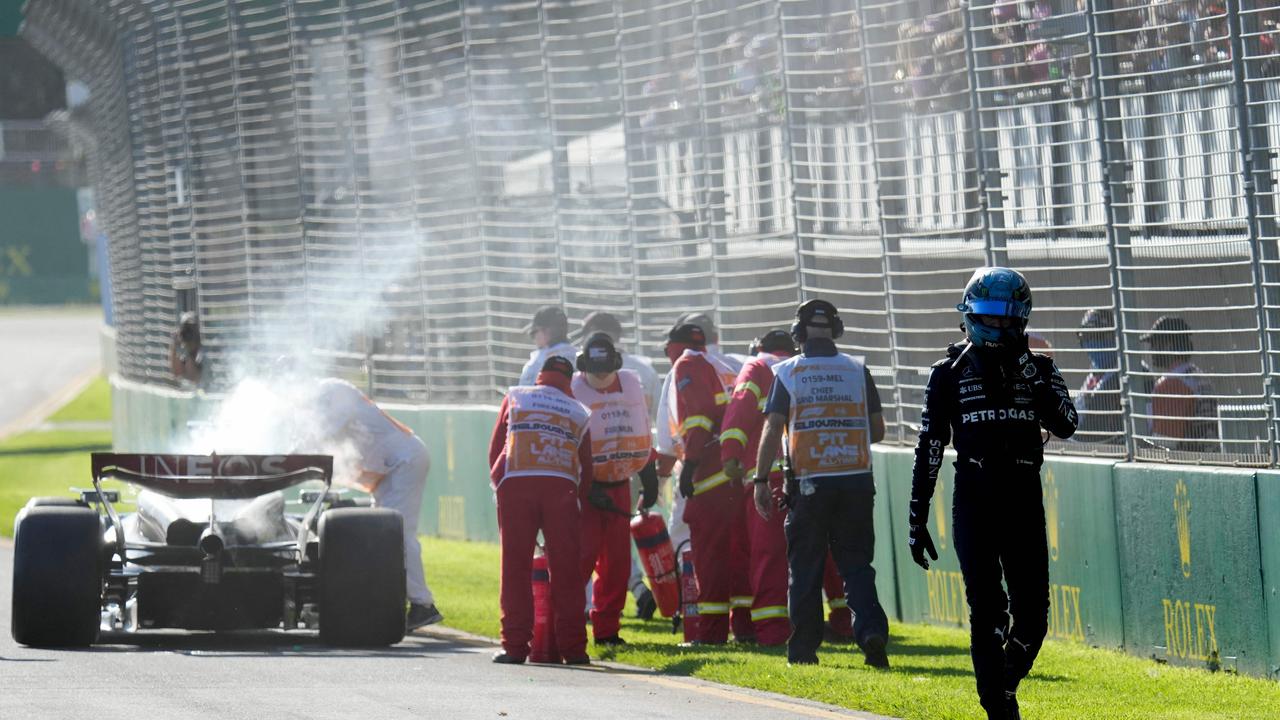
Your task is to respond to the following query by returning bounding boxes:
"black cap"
[678,311,716,339]
[1140,315,1193,352]
[757,329,796,354]
[1140,315,1191,342]
[797,299,838,328]
[525,305,568,336]
[667,323,707,347]
[581,311,623,342]
[540,355,575,379]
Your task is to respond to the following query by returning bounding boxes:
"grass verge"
[420,536,1280,720]
[0,376,122,537]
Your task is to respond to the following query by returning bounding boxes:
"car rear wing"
[91,453,333,499]
[90,453,334,565]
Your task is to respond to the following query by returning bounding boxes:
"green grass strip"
[420,536,1280,720]
[0,376,121,536]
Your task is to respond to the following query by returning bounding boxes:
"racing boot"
[1003,691,1022,720]
[862,633,890,669]
[407,603,443,631]
[564,654,592,665]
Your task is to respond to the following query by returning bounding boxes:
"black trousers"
[783,476,889,662]
[952,470,1049,710]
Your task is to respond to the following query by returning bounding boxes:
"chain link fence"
[23,0,1280,467]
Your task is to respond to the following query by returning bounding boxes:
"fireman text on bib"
[773,353,871,480]
[572,369,652,482]
[504,385,591,483]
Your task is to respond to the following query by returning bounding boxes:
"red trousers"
[497,476,587,660]
[579,482,631,639]
[683,480,743,643]
[746,475,791,646]
[729,489,754,640]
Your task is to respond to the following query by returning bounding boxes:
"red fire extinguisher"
[679,545,700,643]
[630,511,680,618]
[529,549,560,664]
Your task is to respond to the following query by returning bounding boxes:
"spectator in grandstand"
[1073,308,1124,443]
[168,311,205,388]
[518,305,576,388]
[1141,315,1219,454]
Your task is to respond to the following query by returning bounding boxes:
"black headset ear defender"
[791,299,844,343]
[576,332,623,373]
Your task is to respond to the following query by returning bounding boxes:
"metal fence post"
[1227,0,1278,466]
[774,0,808,306]
[1087,0,1136,462]
[960,2,1007,268]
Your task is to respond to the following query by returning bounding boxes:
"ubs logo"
[1045,468,1060,562]
[1174,480,1192,579]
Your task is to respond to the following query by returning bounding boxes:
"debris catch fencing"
[24,0,1280,467]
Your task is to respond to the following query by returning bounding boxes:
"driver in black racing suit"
[907,267,1077,720]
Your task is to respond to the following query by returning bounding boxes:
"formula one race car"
[11,453,406,648]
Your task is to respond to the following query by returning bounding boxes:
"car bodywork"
[89,452,338,633]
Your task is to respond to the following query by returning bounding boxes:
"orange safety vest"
[571,369,652,483]
[772,353,871,480]
[503,385,591,484]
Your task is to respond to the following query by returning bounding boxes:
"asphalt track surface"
[0,308,103,438]
[0,544,895,720]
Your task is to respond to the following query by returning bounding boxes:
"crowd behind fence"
[22,0,1280,467]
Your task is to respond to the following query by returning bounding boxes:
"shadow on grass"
[0,443,113,457]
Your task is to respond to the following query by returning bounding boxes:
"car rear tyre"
[12,506,103,647]
[26,496,86,508]
[318,507,406,647]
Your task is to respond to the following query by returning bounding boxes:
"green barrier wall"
[878,445,968,628]
[1253,471,1280,679]
[1114,464,1270,676]
[108,380,1280,678]
[390,406,499,543]
[1040,456,1125,649]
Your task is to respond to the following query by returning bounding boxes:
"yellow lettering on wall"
[1161,597,1218,661]
[438,495,466,540]
[925,568,968,627]
[3,246,32,277]
[1048,584,1086,641]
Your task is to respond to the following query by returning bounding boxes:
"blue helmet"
[956,267,1033,349]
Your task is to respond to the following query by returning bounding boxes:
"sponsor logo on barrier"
[1161,598,1218,662]
[926,568,967,626]
[1048,583,1085,642]
[1045,468,1060,562]
[1175,479,1192,579]
[438,495,466,540]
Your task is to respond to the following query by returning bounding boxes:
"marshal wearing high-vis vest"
[754,300,890,668]
[572,333,660,645]
[489,355,595,666]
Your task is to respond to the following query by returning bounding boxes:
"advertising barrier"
[1114,464,1270,676]
[108,381,1280,677]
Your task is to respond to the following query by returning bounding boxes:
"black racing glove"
[677,460,698,499]
[1008,334,1042,386]
[907,499,938,570]
[588,484,620,514]
[638,460,659,510]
